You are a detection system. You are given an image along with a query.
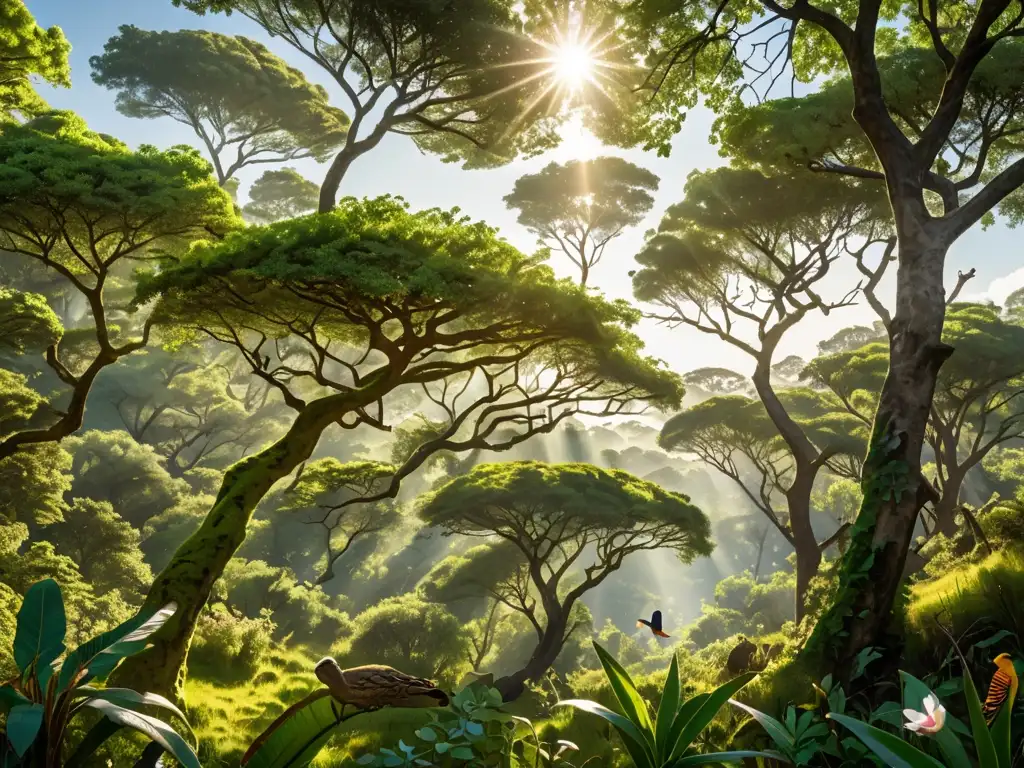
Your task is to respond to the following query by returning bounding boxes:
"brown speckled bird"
[314,657,450,710]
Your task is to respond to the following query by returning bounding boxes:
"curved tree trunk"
[933,467,967,538]
[806,236,951,681]
[111,395,353,699]
[494,610,569,703]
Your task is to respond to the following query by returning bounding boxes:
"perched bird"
[983,653,1019,724]
[314,657,450,710]
[637,610,671,638]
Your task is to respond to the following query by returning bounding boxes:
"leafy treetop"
[504,156,660,285]
[0,0,70,121]
[242,168,320,223]
[171,0,571,208]
[90,26,351,185]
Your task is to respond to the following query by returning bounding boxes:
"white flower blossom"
[903,694,946,734]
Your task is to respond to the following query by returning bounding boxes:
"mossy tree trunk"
[112,393,359,699]
[806,231,952,681]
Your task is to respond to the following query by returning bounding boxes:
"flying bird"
[983,653,1019,724]
[637,610,670,638]
[314,657,450,710]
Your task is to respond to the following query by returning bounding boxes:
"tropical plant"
[241,681,513,768]
[555,641,779,767]
[0,579,196,767]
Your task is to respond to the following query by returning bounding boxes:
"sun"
[553,41,597,91]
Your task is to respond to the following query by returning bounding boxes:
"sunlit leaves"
[0,0,70,121]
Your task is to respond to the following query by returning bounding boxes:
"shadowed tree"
[242,168,320,223]
[418,541,526,670]
[0,288,63,357]
[0,0,70,121]
[804,305,1024,538]
[616,0,1024,668]
[341,594,469,685]
[661,390,867,616]
[44,498,153,600]
[113,196,683,698]
[634,166,887,617]
[90,26,350,186]
[172,0,593,211]
[417,461,713,700]
[277,458,402,587]
[0,111,239,462]
[65,430,189,529]
[504,157,660,285]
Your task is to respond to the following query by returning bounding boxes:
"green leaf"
[82,699,200,768]
[669,673,757,761]
[827,713,944,768]
[0,685,30,715]
[554,699,654,768]
[13,579,66,677]
[415,727,437,742]
[593,641,656,749]
[728,699,794,754]
[990,684,1016,768]
[450,746,475,760]
[242,690,360,768]
[669,750,786,766]
[7,703,44,757]
[656,653,682,757]
[960,662,999,768]
[65,718,124,768]
[664,694,709,762]
[58,602,177,690]
[75,687,195,744]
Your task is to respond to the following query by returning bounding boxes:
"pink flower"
[903,694,946,734]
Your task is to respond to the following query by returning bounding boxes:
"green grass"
[903,546,1024,660]
[183,645,442,766]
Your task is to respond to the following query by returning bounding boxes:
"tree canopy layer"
[172,0,576,210]
[90,26,350,185]
[804,306,1024,536]
[242,168,320,223]
[0,0,71,121]
[418,460,713,699]
[504,156,660,285]
[118,196,682,697]
[0,111,239,462]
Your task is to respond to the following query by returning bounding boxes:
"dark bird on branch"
[314,657,450,710]
[637,610,670,638]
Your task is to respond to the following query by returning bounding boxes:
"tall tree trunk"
[111,396,352,699]
[318,148,358,213]
[788,466,821,624]
[494,611,569,703]
[805,235,951,681]
[933,466,967,537]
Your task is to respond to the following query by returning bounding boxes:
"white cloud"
[964,267,1024,306]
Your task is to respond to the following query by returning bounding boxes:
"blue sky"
[27,0,1024,375]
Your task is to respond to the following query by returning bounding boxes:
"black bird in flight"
[637,610,670,638]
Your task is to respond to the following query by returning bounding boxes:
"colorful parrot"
[637,610,670,638]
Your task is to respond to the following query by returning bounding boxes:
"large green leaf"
[13,579,66,677]
[827,713,945,768]
[989,677,1017,768]
[83,698,200,768]
[0,685,30,715]
[74,686,195,743]
[899,671,970,768]
[669,750,787,766]
[593,641,656,748]
[57,602,177,690]
[242,690,365,768]
[669,674,757,761]
[727,699,794,755]
[554,699,654,768]
[656,654,682,758]
[7,703,44,757]
[960,663,999,768]
[665,694,710,762]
